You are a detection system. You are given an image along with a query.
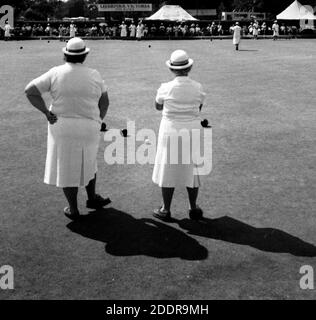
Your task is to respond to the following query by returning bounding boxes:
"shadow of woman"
[67,208,208,261]
[178,216,316,257]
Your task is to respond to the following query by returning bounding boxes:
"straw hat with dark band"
[62,37,90,56]
[166,50,194,70]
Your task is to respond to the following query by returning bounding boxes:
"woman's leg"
[86,174,97,201]
[161,187,175,212]
[85,174,111,209]
[186,187,199,210]
[63,187,79,213]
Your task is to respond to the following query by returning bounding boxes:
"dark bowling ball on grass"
[20,46,23,50]
[201,119,210,128]
[148,45,151,48]
[121,129,128,137]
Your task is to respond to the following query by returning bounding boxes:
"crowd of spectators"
[231,20,299,37]
[1,19,304,40]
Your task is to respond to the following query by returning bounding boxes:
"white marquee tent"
[145,5,198,21]
[276,0,316,20]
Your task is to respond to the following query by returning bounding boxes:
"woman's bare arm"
[25,84,57,124]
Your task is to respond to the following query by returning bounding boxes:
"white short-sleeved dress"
[253,24,259,36]
[272,24,279,37]
[129,25,136,37]
[120,24,127,37]
[4,24,11,37]
[153,76,206,188]
[232,25,241,45]
[136,25,143,39]
[29,63,107,188]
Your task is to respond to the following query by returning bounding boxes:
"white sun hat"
[62,37,90,56]
[166,50,194,70]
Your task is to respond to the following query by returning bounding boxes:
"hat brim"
[62,47,90,56]
[166,58,194,70]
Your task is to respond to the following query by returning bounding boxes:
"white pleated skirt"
[44,117,100,188]
[152,118,202,188]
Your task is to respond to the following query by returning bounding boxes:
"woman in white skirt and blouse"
[25,37,111,220]
[153,50,206,221]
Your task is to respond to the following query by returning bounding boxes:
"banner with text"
[97,4,152,12]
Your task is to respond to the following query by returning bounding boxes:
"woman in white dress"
[69,23,76,38]
[129,22,136,38]
[25,38,111,220]
[232,22,241,50]
[252,21,259,39]
[272,21,279,40]
[3,21,12,41]
[153,50,206,221]
[120,22,127,38]
[136,22,143,40]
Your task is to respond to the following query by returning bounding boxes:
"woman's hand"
[45,111,58,125]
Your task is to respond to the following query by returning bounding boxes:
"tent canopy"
[276,0,316,20]
[145,5,198,21]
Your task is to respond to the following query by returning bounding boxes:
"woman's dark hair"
[64,53,87,64]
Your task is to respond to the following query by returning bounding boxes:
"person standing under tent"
[210,21,216,35]
[261,22,267,36]
[69,22,76,38]
[120,21,127,38]
[272,20,279,40]
[3,21,12,41]
[136,21,144,40]
[195,24,201,36]
[166,24,173,36]
[217,23,223,36]
[129,22,136,38]
[158,23,165,36]
[252,21,259,39]
[248,22,253,36]
[232,22,241,51]
[91,24,98,37]
[181,24,187,37]
[189,24,195,36]
[143,24,148,37]
[45,23,52,36]
[111,25,118,37]
[173,24,180,38]
[150,24,157,36]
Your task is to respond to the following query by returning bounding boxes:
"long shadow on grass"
[67,208,208,260]
[177,216,316,257]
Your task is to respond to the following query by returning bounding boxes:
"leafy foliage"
[1,0,316,20]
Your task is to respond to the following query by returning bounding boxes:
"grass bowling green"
[0,38,315,299]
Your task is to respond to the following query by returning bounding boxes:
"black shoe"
[64,207,81,221]
[188,207,203,221]
[153,207,171,222]
[86,194,111,209]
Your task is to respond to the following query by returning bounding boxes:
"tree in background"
[66,0,87,17]
[2,0,316,20]
[232,0,264,11]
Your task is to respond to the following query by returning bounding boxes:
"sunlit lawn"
[0,38,315,299]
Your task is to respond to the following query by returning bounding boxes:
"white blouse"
[156,76,206,122]
[29,63,107,123]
